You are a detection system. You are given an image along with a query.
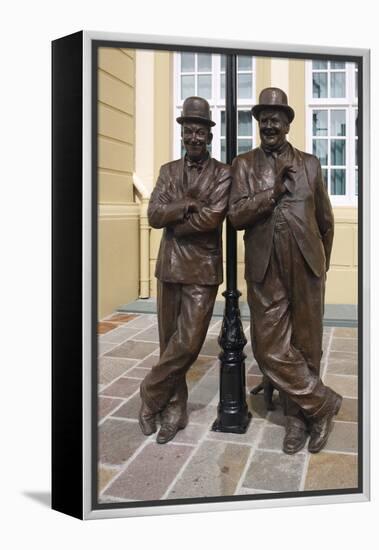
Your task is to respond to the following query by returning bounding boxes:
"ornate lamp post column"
[212,55,252,433]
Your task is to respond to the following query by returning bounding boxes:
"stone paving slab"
[324,421,358,453]
[305,453,358,490]
[99,342,119,355]
[327,352,358,375]
[99,418,147,465]
[99,466,120,492]
[187,403,217,425]
[337,397,358,422]
[186,356,218,389]
[167,440,250,499]
[333,327,358,338]
[168,422,209,445]
[124,366,151,379]
[104,442,193,501]
[242,449,307,492]
[330,338,358,353]
[98,356,138,386]
[99,396,124,420]
[122,314,157,329]
[324,374,358,398]
[98,321,121,334]
[100,376,141,398]
[105,313,138,324]
[133,325,160,343]
[111,393,141,420]
[105,340,159,360]
[99,326,142,344]
[188,369,219,407]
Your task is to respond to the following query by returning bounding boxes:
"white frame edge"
[81,30,370,520]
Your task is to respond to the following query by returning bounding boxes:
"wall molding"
[99,202,140,220]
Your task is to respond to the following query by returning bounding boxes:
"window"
[307,60,358,206]
[174,53,256,162]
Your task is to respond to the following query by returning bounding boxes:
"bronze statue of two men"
[139,89,342,454]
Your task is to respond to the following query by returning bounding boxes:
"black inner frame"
[91,39,364,511]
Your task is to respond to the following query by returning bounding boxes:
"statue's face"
[259,109,290,151]
[182,121,212,161]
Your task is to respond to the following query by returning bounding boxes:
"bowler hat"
[176,96,216,127]
[251,87,295,123]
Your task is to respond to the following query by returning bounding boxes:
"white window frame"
[305,60,358,207]
[173,53,256,162]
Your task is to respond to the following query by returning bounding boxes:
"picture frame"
[52,30,370,520]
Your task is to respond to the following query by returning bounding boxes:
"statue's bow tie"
[187,160,203,171]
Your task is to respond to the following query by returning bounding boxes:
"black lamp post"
[212,54,252,433]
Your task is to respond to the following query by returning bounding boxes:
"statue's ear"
[207,131,213,145]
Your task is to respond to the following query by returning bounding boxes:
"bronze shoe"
[282,417,308,454]
[138,402,158,435]
[308,393,343,453]
[156,419,187,444]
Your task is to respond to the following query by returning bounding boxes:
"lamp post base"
[212,290,252,433]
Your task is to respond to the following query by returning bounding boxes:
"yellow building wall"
[98,48,139,319]
[149,51,173,298]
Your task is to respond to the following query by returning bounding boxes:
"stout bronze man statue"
[229,87,342,454]
[139,97,231,444]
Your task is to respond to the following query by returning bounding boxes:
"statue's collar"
[260,141,291,157]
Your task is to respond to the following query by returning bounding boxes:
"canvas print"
[95,44,360,508]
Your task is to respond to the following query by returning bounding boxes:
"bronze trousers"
[140,281,218,415]
[247,217,333,419]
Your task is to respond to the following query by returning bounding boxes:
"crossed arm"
[147,166,231,236]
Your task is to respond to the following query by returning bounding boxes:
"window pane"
[312,110,328,136]
[330,169,346,195]
[313,139,328,166]
[181,75,195,99]
[238,139,252,155]
[313,60,327,70]
[330,72,346,97]
[238,73,252,98]
[238,111,252,136]
[322,168,328,189]
[238,56,252,71]
[313,72,327,98]
[220,73,225,99]
[331,110,346,136]
[220,55,226,72]
[330,61,345,70]
[181,53,195,72]
[198,74,212,99]
[331,139,346,165]
[198,53,212,72]
[221,111,226,137]
[221,138,226,163]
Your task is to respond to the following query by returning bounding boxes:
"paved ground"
[97,312,358,504]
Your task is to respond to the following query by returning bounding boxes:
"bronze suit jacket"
[229,144,334,283]
[148,157,231,285]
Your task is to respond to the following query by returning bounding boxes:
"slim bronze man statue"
[139,96,231,444]
[229,87,342,454]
